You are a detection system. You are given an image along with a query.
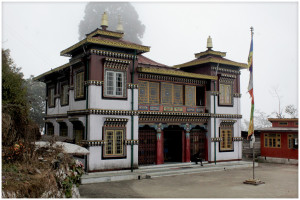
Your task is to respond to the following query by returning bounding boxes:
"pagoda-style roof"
[174,53,248,69]
[174,36,248,69]
[61,28,150,57]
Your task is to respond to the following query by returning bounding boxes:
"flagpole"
[243,26,264,185]
[250,27,255,180]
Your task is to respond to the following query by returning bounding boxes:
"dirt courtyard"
[79,162,298,198]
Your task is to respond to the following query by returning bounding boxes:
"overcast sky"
[2,2,298,123]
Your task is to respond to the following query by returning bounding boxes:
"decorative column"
[156,123,164,164]
[184,123,191,162]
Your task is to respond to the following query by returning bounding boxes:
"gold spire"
[101,12,108,30]
[207,36,213,50]
[116,15,124,33]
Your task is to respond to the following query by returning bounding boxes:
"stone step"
[81,161,258,184]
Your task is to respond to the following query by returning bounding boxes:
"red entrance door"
[190,129,206,160]
[138,127,157,165]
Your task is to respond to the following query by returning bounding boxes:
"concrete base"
[243,179,265,185]
[258,156,298,164]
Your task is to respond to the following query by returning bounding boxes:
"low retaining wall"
[258,156,298,165]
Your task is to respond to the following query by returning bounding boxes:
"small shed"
[257,118,298,164]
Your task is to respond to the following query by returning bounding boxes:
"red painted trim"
[156,131,164,164]
[182,130,185,162]
[185,132,191,162]
[205,138,208,161]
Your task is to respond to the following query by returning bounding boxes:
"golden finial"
[101,12,108,30]
[116,15,124,33]
[207,36,213,50]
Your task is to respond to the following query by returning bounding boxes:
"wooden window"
[264,133,281,148]
[46,123,54,136]
[149,82,159,104]
[104,129,125,158]
[138,81,149,103]
[219,83,232,105]
[138,81,159,104]
[288,134,298,149]
[61,84,69,106]
[104,70,126,98]
[173,84,183,105]
[185,85,196,106]
[161,82,173,105]
[59,122,68,137]
[220,128,233,151]
[48,87,55,107]
[75,72,84,99]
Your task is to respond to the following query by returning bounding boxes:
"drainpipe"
[131,50,136,172]
[213,80,216,165]
[85,55,89,172]
[214,63,219,165]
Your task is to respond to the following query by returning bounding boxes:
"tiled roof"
[137,55,167,67]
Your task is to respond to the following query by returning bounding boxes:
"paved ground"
[79,162,298,198]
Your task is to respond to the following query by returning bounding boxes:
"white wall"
[206,92,242,162]
[87,114,139,171]
[89,85,138,110]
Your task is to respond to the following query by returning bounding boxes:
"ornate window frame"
[218,77,234,106]
[75,70,85,100]
[103,68,127,99]
[59,122,68,137]
[185,85,196,106]
[48,85,55,108]
[46,122,54,136]
[102,118,128,159]
[60,81,69,106]
[219,120,235,152]
[219,127,233,152]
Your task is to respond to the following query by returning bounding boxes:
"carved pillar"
[185,123,191,162]
[156,123,164,165]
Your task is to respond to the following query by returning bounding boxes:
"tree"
[2,49,40,146]
[285,104,298,118]
[242,109,272,131]
[78,2,145,44]
[270,87,284,118]
[25,75,46,132]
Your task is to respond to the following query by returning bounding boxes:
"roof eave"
[173,58,248,69]
[60,38,150,57]
[137,66,218,80]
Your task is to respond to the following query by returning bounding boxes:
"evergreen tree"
[78,2,145,44]
[25,75,46,132]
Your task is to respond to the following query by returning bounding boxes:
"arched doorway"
[138,125,157,165]
[190,126,207,161]
[164,125,183,162]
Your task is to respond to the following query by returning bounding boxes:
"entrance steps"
[81,161,257,184]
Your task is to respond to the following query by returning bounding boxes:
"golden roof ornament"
[116,15,124,33]
[207,36,213,50]
[101,12,108,30]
